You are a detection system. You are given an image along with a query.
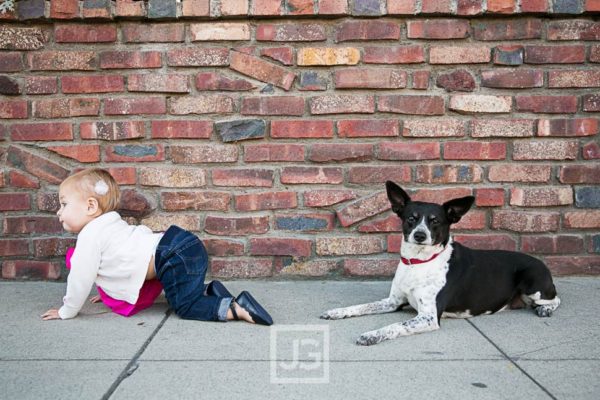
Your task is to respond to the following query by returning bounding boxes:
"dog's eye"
[430,217,439,225]
[407,216,416,224]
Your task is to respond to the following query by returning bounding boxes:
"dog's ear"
[386,181,411,214]
[443,196,475,224]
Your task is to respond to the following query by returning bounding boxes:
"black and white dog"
[321,181,560,346]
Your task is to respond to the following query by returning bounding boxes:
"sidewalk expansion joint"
[101,309,172,400]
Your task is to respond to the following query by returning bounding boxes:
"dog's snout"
[413,231,427,243]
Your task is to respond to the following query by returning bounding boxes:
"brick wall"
[1,0,599,280]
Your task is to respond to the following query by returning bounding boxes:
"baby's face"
[57,185,95,233]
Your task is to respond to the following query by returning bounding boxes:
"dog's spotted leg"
[356,313,439,346]
[320,297,405,320]
[527,292,561,317]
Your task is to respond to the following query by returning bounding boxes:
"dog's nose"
[413,231,427,243]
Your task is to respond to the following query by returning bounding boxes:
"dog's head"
[386,181,475,247]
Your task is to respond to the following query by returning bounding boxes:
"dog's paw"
[320,309,346,320]
[356,331,383,346]
[535,305,553,317]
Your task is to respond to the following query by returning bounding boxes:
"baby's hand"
[41,309,60,321]
[90,295,102,303]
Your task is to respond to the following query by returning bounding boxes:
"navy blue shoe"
[206,280,233,298]
[235,291,273,326]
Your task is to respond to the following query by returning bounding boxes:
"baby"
[42,168,273,325]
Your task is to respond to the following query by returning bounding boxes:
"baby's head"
[57,169,120,232]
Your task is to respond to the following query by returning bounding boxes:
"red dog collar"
[401,249,444,266]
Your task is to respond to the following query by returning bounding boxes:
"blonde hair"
[60,168,120,213]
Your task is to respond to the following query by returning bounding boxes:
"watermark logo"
[270,325,330,384]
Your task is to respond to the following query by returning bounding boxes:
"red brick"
[547,20,600,41]
[3,216,63,234]
[493,45,524,66]
[471,119,535,138]
[411,188,473,203]
[204,239,244,257]
[524,45,586,64]
[481,69,544,88]
[37,193,59,213]
[252,0,283,15]
[28,51,97,71]
[403,119,466,137]
[387,234,402,253]
[379,142,440,160]
[416,165,483,184]
[586,0,600,11]
[520,0,549,12]
[0,100,27,119]
[8,171,39,189]
[583,141,600,159]
[564,211,600,229]
[475,188,505,207]
[0,193,30,211]
[0,52,23,72]
[348,166,412,184]
[457,0,484,15]
[303,190,358,207]
[436,69,476,92]
[455,211,487,230]
[310,94,374,114]
[257,23,326,41]
[100,51,162,69]
[2,261,61,280]
[25,77,57,95]
[538,118,598,137]
[444,142,506,160]
[488,164,552,182]
[122,23,185,43]
[492,211,560,233]
[33,237,76,258]
[309,143,373,162]
[212,169,273,187]
[545,256,600,276]
[319,0,348,14]
[271,120,333,139]
[33,98,99,119]
[181,0,210,16]
[47,145,100,163]
[119,190,156,218]
[560,165,600,184]
[336,191,390,227]
[106,167,137,185]
[105,97,166,115]
[115,0,145,17]
[421,0,453,13]
[251,237,312,257]
[230,51,295,91]
[591,45,600,62]
[280,167,343,184]
[515,96,578,113]
[0,239,29,257]
[412,70,430,89]
[167,48,230,67]
[549,70,600,88]
[50,0,79,19]
[10,123,72,142]
[334,68,406,89]
[152,120,212,139]
[453,235,517,251]
[235,191,297,211]
[429,46,491,64]
[473,19,542,40]
[55,24,116,43]
[317,237,382,256]
[169,145,238,163]
[81,121,145,140]
[211,258,273,279]
[260,47,294,65]
[104,144,165,162]
[359,214,401,233]
[407,19,470,39]
[337,119,399,137]
[487,0,517,13]
[286,0,315,15]
[205,216,269,236]
[241,96,304,116]
[62,75,124,94]
[522,235,584,254]
[513,140,578,160]
[336,20,400,42]
[244,144,305,162]
[162,191,230,211]
[363,45,425,64]
[583,94,600,112]
[196,72,256,91]
[378,95,444,115]
[510,187,573,207]
[139,167,206,188]
[128,74,189,93]
[343,259,397,277]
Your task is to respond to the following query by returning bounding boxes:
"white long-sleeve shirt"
[58,211,163,319]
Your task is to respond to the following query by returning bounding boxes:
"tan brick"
[297,47,360,66]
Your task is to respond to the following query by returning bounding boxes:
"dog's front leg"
[356,313,439,346]
[320,297,404,320]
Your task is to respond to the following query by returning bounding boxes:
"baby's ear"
[86,197,100,215]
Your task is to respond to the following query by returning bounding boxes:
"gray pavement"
[0,277,598,400]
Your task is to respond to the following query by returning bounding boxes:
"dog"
[321,181,560,346]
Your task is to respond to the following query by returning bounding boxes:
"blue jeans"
[154,226,232,321]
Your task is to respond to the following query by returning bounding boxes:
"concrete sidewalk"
[1,277,598,400]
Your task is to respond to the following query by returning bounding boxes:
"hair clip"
[94,180,109,195]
